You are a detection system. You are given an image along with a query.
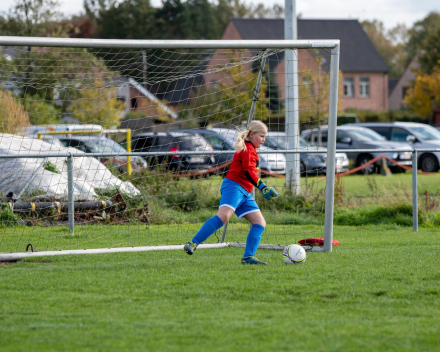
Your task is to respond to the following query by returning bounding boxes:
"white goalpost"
[0,36,340,261]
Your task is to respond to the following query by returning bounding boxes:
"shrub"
[22,95,61,125]
[0,205,22,227]
[0,90,30,134]
[164,183,203,212]
[334,204,418,226]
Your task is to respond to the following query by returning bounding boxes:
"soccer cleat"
[241,256,267,265]
[183,241,197,255]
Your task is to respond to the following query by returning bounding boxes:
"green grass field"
[1,173,440,351]
[1,225,440,352]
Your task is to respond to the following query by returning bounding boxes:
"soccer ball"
[283,244,306,264]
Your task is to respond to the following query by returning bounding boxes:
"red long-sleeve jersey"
[225,141,260,193]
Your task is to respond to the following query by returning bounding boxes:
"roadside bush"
[164,183,203,212]
[334,204,419,226]
[0,205,22,227]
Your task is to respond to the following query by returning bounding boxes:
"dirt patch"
[0,259,53,265]
[23,259,53,264]
[0,261,18,265]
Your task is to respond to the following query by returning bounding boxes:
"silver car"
[351,122,440,172]
[301,125,412,174]
[266,131,349,175]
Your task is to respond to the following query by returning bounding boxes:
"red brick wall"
[128,87,164,117]
[339,72,388,111]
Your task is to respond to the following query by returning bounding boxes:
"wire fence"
[0,147,425,237]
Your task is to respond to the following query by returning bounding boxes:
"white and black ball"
[283,244,306,264]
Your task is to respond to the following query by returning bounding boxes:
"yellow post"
[38,134,42,140]
[126,129,132,176]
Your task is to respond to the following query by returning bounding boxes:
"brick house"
[114,77,180,132]
[205,18,390,111]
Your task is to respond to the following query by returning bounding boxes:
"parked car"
[25,124,104,150]
[301,125,412,174]
[129,131,215,172]
[209,128,287,175]
[24,124,103,137]
[265,132,349,175]
[169,129,235,174]
[349,122,440,173]
[58,135,147,171]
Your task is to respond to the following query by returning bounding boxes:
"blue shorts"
[219,178,260,219]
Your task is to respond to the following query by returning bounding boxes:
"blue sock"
[192,215,224,245]
[243,224,265,258]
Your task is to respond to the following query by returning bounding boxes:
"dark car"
[129,131,214,172]
[58,135,147,171]
[301,125,412,174]
[169,129,235,174]
[349,122,440,172]
[265,132,349,175]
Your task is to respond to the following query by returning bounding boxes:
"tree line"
[1,0,440,125]
[361,12,440,78]
[361,12,440,118]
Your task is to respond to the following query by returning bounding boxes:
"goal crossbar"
[0,36,339,49]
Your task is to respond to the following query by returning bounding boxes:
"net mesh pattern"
[0,44,336,254]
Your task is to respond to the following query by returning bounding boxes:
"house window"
[359,77,370,98]
[131,97,138,109]
[344,77,354,97]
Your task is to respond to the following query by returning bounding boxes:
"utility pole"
[284,0,300,195]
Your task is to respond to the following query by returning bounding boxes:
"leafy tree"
[84,0,118,22]
[22,94,61,124]
[216,0,283,32]
[154,0,220,40]
[94,0,156,40]
[265,72,283,112]
[0,90,30,134]
[417,28,440,74]
[86,0,285,96]
[12,46,112,100]
[0,0,60,37]
[404,64,440,118]
[1,0,114,112]
[68,79,125,127]
[405,12,440,73]
[298,58,342,124]
[252,59,284,112]
[361,20,408,78]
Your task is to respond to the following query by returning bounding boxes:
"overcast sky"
[2,0,440,30]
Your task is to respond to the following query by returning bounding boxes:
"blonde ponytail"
[235,130,250,153]
[234,120,268,153]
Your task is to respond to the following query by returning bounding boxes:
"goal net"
[0,38,340,260]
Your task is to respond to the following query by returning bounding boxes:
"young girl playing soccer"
[183,120,278,265]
